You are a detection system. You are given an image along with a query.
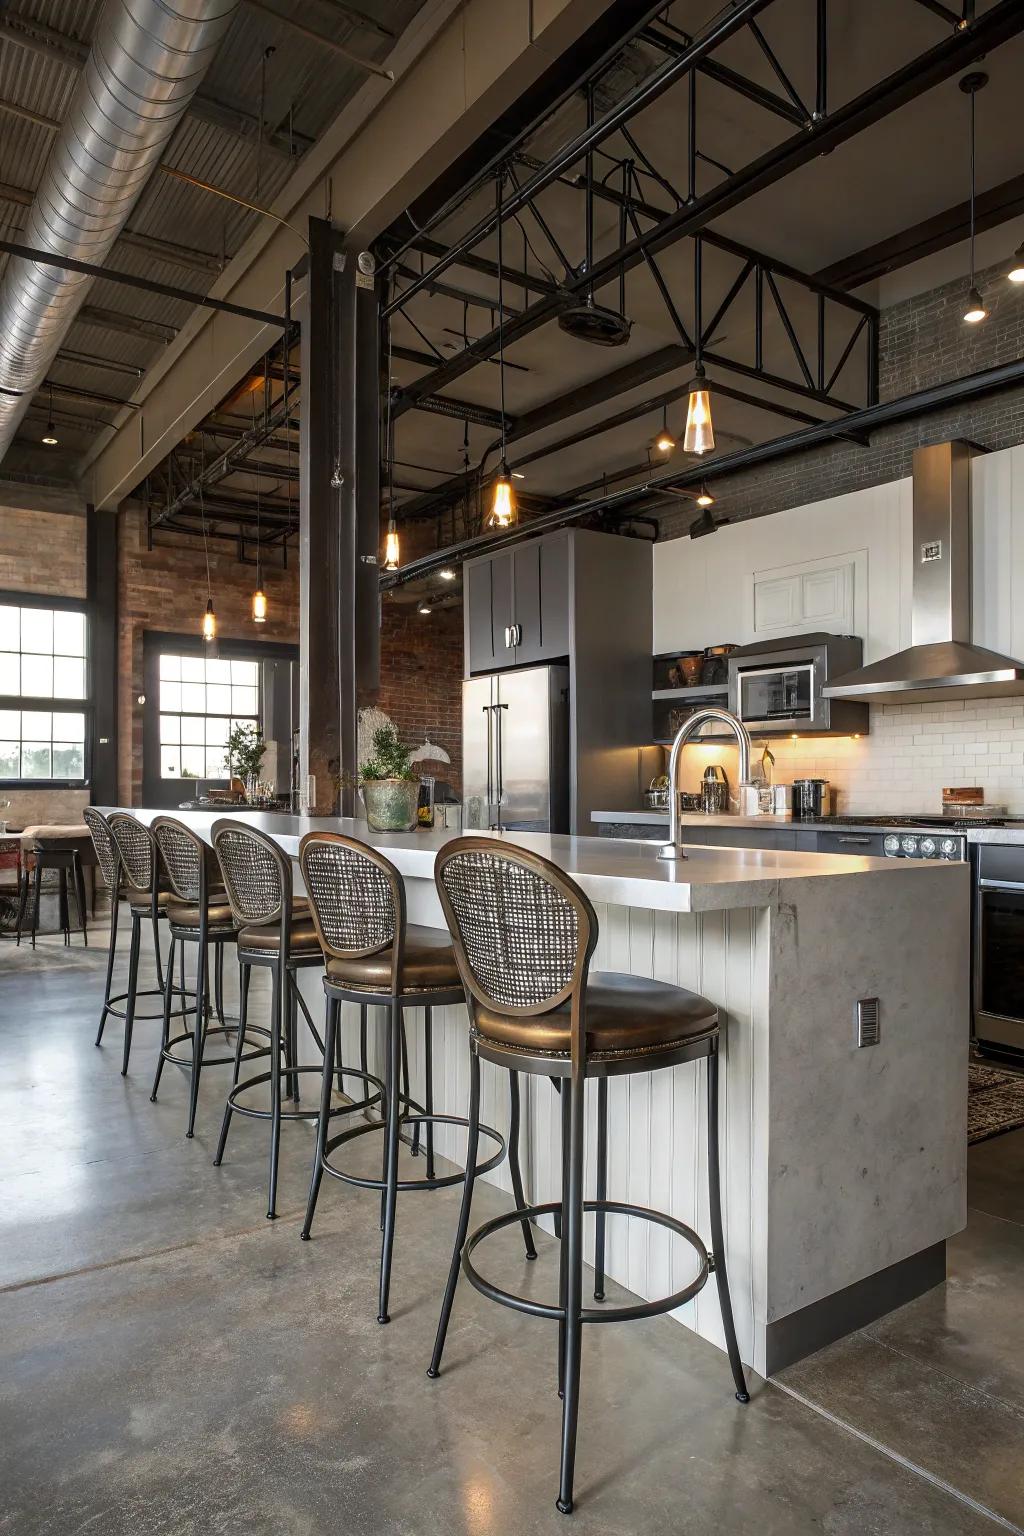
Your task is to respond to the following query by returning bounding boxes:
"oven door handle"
[978,878,1024,893]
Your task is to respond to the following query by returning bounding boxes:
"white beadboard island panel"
[127,810,969,1378]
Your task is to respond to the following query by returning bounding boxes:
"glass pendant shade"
[1008,243,1024,283]
[41,422,58,445]
[489,465,516,529]
[963,285,987,323]
[696,484,714,507]
[683,378,714,454]
[383,520,400,571]
[252,587,267,623]
[654,406,675,455]
[202,599,216,642]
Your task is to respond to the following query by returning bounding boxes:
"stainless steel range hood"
[824,440,1024,705]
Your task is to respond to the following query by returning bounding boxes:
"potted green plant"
[225,722,266,800]
[359,723,420,831]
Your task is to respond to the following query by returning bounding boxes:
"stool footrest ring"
[102,987,196,1024]
[225,1066,382,1124]
[158,1025,273,1071]
[462,1200,710,1323]
[322,1110,505,1193]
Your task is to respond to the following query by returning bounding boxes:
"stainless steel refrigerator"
[462,665,570,833]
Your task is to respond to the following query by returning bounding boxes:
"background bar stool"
[86,809,181,1077]
[428,838,749,1516]
[298,831,534,1327]
[151,816,271,1137]
[211,819,332,1219]
[15,824,94,947]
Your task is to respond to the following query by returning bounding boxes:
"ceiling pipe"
[0,0,241,462]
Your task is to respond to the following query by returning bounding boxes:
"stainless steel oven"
[728,632,868,736]
[974,843,1024,1055]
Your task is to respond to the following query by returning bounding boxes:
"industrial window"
[157,654,259,780]
[0,600,89,783]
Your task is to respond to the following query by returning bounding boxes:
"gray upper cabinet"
[465,534,571,673]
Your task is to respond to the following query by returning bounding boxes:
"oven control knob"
[901,835,918,855]
[883,834,901,856]
[939,837,958,859]
[919,837,937,858]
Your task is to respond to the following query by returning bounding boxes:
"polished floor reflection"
[0,921,1020,1534]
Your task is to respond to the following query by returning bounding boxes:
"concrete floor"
[1,920,1022,1535]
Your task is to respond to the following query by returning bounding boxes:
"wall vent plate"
[856,997,881,1047]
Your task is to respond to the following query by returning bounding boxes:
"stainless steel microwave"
[728,633,869,736]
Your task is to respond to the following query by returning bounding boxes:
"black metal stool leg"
[121,914,142,1076]
[301,996,338,1241]
[58,867,70,946]
[185,937,208,1138]
[214,941,226,1027]
[359,1003,368,1086]
[73,852,88,946]
[15,865,30,946]
[96,892,119,1043]
[508,1070,537,1260]
[556,1071,586,1516]
[707,1046,750,1404]
[150,910,165,995]
[287,972,300,1103]
[404,1014,418,1156]
[150,936,176,1101]
[557,1083,570,1395]
[267,959,284,1219]
[214,960,250,1166]
[427,1050,482,1377]
[378,997,403,1324]
[594,1076,608,1301]
[423,1005,435,1179]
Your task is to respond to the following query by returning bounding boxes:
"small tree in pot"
[225,722,266,799]
[359,723,420,831]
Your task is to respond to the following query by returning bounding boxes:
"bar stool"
[149,816,271,1137]
[297,830,535,1326]
[428,837,749,1515]
[85,809,178,1076]
[210,819,339,1220]
[15,825,93,947]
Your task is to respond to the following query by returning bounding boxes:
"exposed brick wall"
[657,254,1024,539]
[117,507,300,803]
[0,502,86,598]
[376,591,463,793]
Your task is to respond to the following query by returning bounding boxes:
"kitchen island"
[127,809,969,1377]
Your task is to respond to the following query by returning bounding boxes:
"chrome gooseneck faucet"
[659,706,753,861]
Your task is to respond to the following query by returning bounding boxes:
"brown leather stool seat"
[237,899,320,954]
[166,889,234,930]
[126,885,172,913]
[474,971,717,1056]
[324,923,461,993]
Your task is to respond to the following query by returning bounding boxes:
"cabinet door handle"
[503,625,512,649]
[836,835,872,844]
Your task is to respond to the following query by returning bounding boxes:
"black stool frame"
[151,816,273,1138]
[428,837,749,1516]
[15,842,89,948]
[210,819,374,1221]
[87,809,192,1077]
[298,830,535,1327]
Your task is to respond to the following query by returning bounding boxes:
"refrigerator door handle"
[494,703,508,803]
[483,704,494,805]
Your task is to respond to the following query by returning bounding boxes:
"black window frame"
[0,589,92,791]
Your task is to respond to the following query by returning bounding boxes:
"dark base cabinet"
[595,821,819,852]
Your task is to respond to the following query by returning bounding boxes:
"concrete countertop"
[116,807,962,916]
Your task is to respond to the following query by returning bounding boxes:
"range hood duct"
[0,0,239,462]
[824,440,1024,705]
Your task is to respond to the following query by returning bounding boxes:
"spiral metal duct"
[0,0,240,460]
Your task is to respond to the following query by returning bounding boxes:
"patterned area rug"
[968,1062,1024,1144]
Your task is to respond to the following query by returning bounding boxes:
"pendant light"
[489,166,516,530]
[251,449,267,623]
[683,238,715,452]
[383,518,400,571]
[41,384,58,445]
[695,483,714,507]
[200,487,216,643]
[1007,241,1024,284]
[654,406,676,455]
[960,73,988,325]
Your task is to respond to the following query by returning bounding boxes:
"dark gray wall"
[657,253,1024,539]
